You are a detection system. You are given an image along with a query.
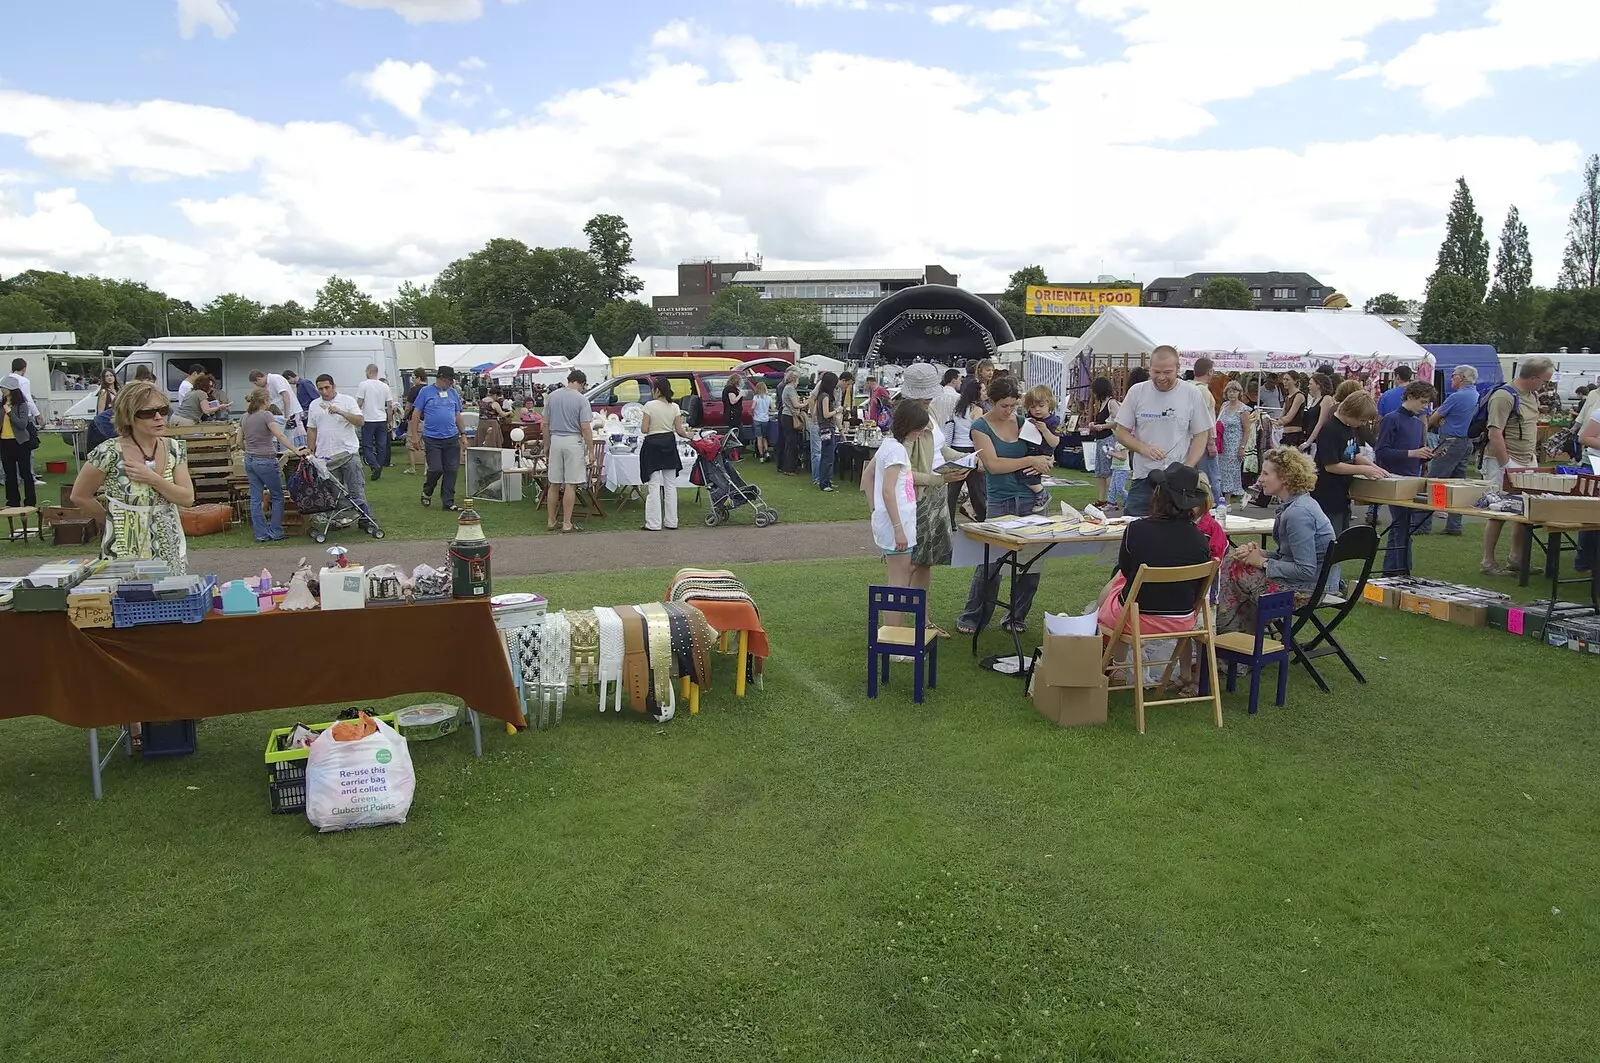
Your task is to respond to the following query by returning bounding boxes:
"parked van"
[1502,351,1600,406]
[587,369,760,427]
[65,332,416,418]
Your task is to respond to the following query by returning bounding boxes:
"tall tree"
[996,264,1087,339]
[199,293,263,336]
[1559,152,1600,290]
[703,285,764,335]
[1487,206,1536,354]
[258,300,309,335]
[1534,286,1600,351]
[583,213,644,303]
[0,291,69,333]
[91,319,146,351]
[309,276,386,328]
[761,299,839,357]
[1433,176,1491,301]
[1418,274,1489,344]
[1363,293,1412,315]
[388,282,468,343]
[435,238,538,341]
[523,308,582,356]
[1197,276,1255,310]
[590,299,660,355]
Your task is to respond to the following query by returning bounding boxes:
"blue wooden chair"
[867,586,937,703]
[1214,590,1294,714]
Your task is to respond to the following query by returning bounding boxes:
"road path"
[0,521,879,581]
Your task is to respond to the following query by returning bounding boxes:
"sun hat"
[897,363,943,400]
[1146,462,1206,510]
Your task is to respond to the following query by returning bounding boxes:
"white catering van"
[65,328,434,418]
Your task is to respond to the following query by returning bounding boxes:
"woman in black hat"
[1094,462,1216,638]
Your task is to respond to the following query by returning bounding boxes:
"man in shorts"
[543,369,594,532]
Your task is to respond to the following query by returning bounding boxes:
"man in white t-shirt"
[353,363,395,480]
[176,364,205,403]
[305,373,367,506]
[1112,345,1214,516]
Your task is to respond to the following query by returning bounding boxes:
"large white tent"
[1066,307,1435,374]
[568,334,612,380]
[435,343,531,371]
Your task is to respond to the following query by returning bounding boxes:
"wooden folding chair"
[1099,561,1222,734]
[571,438,608,520]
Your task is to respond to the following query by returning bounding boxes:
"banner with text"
[1025,285,1141,317]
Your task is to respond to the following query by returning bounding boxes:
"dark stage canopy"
[847,284,1015,363]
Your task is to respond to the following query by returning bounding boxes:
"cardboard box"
[1032,682,1109,727]
[1362,581,1402,609]
[1438,596,1487,628]
[66,591,114,629]
[1350,476,1427,503]
[1036,632,1105,688]
[1399,592,1451,620]
[1428,479,1497,509]
[1523,495,1600,525]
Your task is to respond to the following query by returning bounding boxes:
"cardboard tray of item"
[1427,479,1498,509]
[1361,581,1403,609]
[1398,591,1486,626]
[1349,476,1427,503]
[1522,494,1600,525]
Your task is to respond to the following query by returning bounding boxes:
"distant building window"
[1272,287,1297,300]
[1249,287,1262,300]
[1191,287,1202,298]
[1308,287,1322,300]
[1147,290,1164,303]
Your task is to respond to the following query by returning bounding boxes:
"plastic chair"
[1292,525,1378,692]
[1099,561,1222,734]
[1214,590,1293,714]
[867,586,938,703]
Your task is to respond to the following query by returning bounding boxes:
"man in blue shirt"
[1425,364,1480,535]
[1376,365,1414,418]
[288,370,318,415]
[1375,381,1436,574]
[408,366,467,511]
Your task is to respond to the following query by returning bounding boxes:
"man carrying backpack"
[1478,356,1553,576]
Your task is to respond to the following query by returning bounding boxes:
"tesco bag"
[305,715,415,832]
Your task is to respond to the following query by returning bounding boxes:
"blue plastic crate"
[112,576,216,628]
[140,719,198,758]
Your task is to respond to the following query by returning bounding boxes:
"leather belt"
[569,608,599,693]
[639,602,675,710]
[619,606,651,712]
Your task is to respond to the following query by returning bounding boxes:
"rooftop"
[731,268,926,284]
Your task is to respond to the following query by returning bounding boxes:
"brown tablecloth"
[1,599,525,729]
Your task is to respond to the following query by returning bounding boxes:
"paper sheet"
[1045,611,1099,636]
[1019,420,1044,445]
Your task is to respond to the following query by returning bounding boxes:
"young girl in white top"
[871,401,932,592]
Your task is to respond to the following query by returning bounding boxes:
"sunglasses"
[135,405,171,420]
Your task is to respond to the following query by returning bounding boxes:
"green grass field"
[2,556,1596,1062]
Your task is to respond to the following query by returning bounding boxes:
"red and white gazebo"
[485,353,570,381]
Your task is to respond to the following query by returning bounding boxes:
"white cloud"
[0,14,1589,307]
[1337,62,1381,81]
[352,60,461,120]
[970,5,1048,31]
[1381,0,1600,112]
[928,5,971,23]
[459,56,488,70]
[335,0,525,21]
[175,0,238,40]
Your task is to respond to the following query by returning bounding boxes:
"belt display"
[568,608,599,693]
[638,602,675,712]
[618,606,651,712]
[595,607,624,685]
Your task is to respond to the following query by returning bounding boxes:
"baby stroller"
[286,453,385,543]
[691,431,779,528]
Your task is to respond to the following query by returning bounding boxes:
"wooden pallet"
[165,423,240,505]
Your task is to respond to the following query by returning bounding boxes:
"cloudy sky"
[1,0,1597,308]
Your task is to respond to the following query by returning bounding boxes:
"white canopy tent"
[568,335,611,380]
[435,343,531,371]
[1066,307,1436,375]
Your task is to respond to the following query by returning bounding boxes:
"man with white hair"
[1112,345,1214,516]
[1425,363,1480,536]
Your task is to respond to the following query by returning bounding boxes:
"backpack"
[1467,385,1517,448]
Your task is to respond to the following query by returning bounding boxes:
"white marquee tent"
[568,334,612,380]
[435,343,532,371]
[1065,307,1436,375]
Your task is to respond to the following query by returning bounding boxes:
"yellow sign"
[1025,285,1141,316]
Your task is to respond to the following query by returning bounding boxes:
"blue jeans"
[807,422,822,483]
[245,455,284,541]
[1197,452,1221,506]
[1383,505,1431,575]
[1124,476,1154,516]
[360,421,389,476]
[1429,435,1472,533]
[958,495,1042,631]
[817,432,837,489]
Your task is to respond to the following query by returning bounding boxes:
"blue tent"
[1423,343,1501,394]
[471,361,497,372]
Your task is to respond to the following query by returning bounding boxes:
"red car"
[585,369,778,427]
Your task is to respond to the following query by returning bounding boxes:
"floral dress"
[1218,402,1246,497]
[87,436,189,574]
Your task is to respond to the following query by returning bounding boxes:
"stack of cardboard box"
[1028,628,1109,727]
[1359,576,1509,629]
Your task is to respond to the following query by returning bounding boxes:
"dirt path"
[0,521,879,581]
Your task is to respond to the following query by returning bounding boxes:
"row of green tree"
[0,214,839,360]
[1405,155,1600,352]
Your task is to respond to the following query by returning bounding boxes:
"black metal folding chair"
[1291,524,1378,693]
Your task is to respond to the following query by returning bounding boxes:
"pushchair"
[286,453,385,543]
[691,431,779,528]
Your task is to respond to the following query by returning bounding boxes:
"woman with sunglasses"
[70,380,195,573]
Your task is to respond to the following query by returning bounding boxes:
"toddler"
[1020,385,1062,513]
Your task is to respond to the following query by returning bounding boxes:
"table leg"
[468,707,483,758]
[1005,554,1026,674]
[1517,529,1534,587]
[690,681,700,715]
[736,630,749,697]
[971,543,991,657]
[89,727,102,800]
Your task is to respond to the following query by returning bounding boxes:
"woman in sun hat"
[893,363,972,634]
